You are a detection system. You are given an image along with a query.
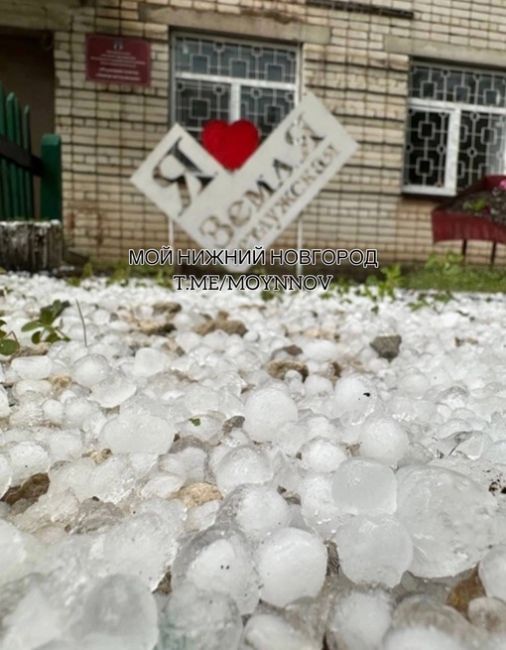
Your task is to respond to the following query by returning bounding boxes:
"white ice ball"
[71,354,110,388]
[256,527,327,607]
[332,458,397,515]
[244,613,318,650]
[243,388,297,443]
[71,575,158,650]
[172,526,260,615]
[334,375,376,423]
[359,416,409,466]
[220,485,291,539]
[215,446,273,495]
[383,626,467,650]
[335,515,413,587]
[299,437,347,473]
[329,589,393,650]
[101,413,175,455]
[479,545,506,602]
[11,355,52,380]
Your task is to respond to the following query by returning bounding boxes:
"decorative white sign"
[131,93,358,272]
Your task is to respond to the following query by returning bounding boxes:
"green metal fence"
[0,82,62,221]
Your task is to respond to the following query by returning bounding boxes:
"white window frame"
[170,31,300,131]
[403,68,506,196]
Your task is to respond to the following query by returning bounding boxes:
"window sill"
[401,190,456,202]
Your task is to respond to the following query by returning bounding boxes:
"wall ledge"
[384,35,506,69]
[138,4,332,45]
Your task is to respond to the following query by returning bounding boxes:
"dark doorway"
[0,28,55,216]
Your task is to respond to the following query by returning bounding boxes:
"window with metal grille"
[171,33,298,140]
[403,62,506,196]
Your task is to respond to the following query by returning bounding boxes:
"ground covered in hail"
[0,273,506,650]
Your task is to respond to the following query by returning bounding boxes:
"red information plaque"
[86,34,151,86]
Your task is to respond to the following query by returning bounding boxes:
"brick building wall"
[52,0,506,266]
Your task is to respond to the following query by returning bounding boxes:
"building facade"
[2,0,506,266]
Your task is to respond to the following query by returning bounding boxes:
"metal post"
[40,133,62,220]
[491,241,497,266]
[296,216,304,276]
[461,239,467,261]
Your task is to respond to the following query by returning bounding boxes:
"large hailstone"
[335,515,413,587]
[383,626,468,650]
[332,458,397,515]
[396,465,498,578]
[327,589,393,650]
[70,575,158,650]
[479,545,506,602]
[100,412,175,455]
[244,614,318,650]
[11,356,52,380]
[0,386,10,418]
[172,526,260,615]
[71,354,110,388]
[243,387,297,443]
[255,527,327,607]
[214,446,273,495]
[0,455,12,499]
[158,583,242,650]
[218,485,291,539]
[359,415,409,466]
[334,375,376,424]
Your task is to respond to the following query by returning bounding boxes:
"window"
[171,33,298,140]
[403,62,506,196]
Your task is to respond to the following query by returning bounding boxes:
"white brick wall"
[54,0,506,266]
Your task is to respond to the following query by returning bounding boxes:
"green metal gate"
[0,81,62,221]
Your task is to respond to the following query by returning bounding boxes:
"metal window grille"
[171,33,299,140]
[403,62,506,196]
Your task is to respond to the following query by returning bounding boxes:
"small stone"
[154,570,171,595]
[195,314,247,337]
[176,482,223,508]
[271,344,303,358]
[223,416,245,434]
[88,448,113,465]
[139,322,176,336]
[455,337,478,347]
[370,335,402,361]
[49,375,73,392]
[152,301,182,316]
[267,359,308,381]
[1,473,50,507]
[446,568,485,616]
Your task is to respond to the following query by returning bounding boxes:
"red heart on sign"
[202,120,260,171]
